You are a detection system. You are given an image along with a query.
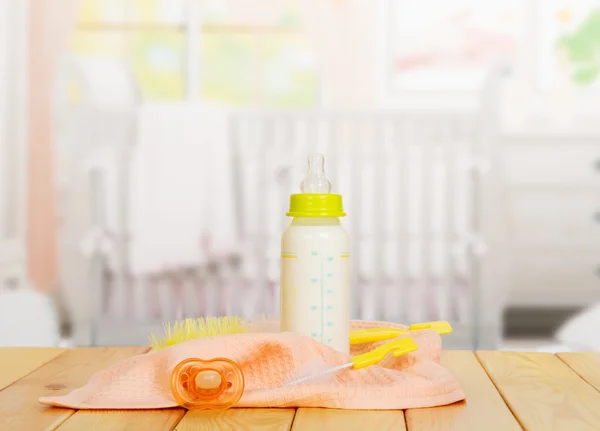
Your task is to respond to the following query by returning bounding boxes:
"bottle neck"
[290,217,341,226]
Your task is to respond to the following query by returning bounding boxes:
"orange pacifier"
[170,358,245,410]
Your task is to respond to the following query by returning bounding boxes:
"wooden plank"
[292,408,406,431]
[0,346,148,431]
[176,408,296,431]
[477,351,600,430]
[0,347,66,391]
[557,352,600,393]
[405,351,522,431]
[56,409,185,431]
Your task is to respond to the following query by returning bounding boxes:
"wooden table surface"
[1,347,600,430]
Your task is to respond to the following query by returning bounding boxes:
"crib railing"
[81,106,503,350]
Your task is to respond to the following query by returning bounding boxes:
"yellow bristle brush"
[149,315,277,350]
[148,316,452,350]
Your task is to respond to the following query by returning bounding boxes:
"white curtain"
[26,0,79,292]
[297,0,381,107]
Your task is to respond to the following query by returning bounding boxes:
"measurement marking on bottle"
[321,257,324,343]
[281,252,297,259]
[340,253,350,258]
[298,250,343,346]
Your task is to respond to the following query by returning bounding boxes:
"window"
[537,0,600,90]
[387,0,523,93]
[386,0,600,94]
[200,27,317,107]
[73,0,186,100]
[70,0,318,106]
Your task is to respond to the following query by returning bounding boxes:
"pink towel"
[39,320,465,410]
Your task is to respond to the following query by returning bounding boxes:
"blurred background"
[1,0,600,351]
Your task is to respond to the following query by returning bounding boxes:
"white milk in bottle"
[280,153,350,354]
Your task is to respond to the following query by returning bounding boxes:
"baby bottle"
[280,153,350,354]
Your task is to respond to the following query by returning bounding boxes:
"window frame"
[72,0,314,104]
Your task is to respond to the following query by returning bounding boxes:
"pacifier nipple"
[195,370,223,391]
[300,153,332,193]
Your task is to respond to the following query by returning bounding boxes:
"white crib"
[226,105,506,350]
[54,58,508,350]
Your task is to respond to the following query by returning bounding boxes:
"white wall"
[0,2,8,237]
[0,0,29,286]
[0,1,28,244]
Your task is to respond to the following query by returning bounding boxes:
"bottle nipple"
[300,153,331,193]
